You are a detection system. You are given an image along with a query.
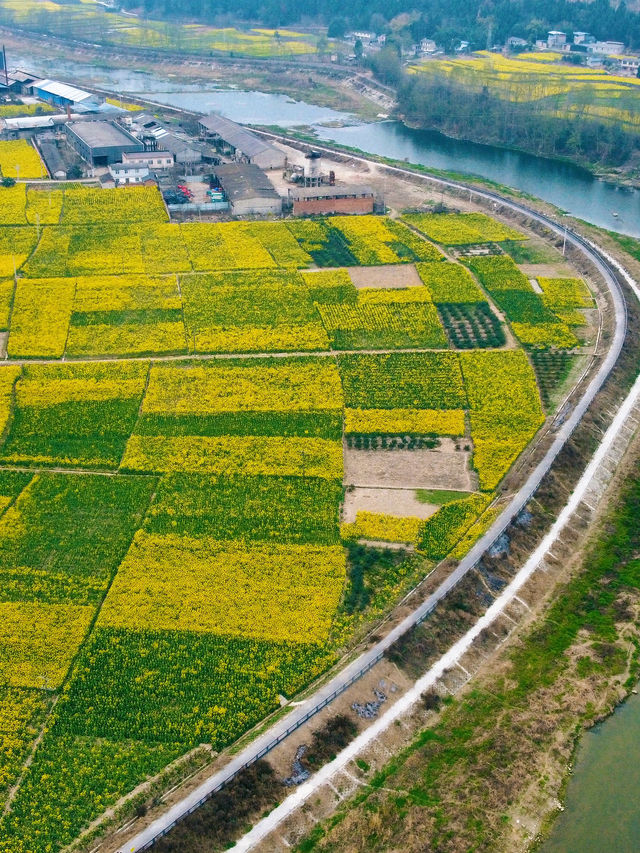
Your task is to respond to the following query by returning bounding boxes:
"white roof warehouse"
[199,114,285,170]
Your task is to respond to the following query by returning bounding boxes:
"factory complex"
[0,60,380,220]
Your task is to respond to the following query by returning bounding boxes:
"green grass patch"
[416,489,473,505]
[145,473,343,545]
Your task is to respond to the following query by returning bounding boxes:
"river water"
[541,691,640,852]
[11,50,640,845]
[11,51,640,237]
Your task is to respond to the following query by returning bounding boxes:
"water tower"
[305,151,322,186]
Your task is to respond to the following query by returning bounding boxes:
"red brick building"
[290,185,375,216]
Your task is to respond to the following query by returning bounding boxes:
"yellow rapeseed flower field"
[142,362,343,415]
[0,140,46,180]
[409,51,640,127]
[98,532,346,643]
[345,407,466,436]
[0,601,93,688]
[122,434,345,478]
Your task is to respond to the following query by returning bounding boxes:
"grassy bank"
[296,445,640,852]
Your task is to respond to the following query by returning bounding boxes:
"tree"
[327,17,347,38]
[369,46,403,85]
[354,38,363,60]
[369,12,388,34]
[317,34,329,59]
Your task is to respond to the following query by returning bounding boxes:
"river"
[10,51,640,237]
[541,690,640,852]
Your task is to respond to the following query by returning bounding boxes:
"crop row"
[341,511,425,545]
[5,270,455,358]
[464,255,580,350]
[0,353,545,490]
[0,351,547,851]
[0,197,442,272]
[0,688,49,806]
[460,350,545,489]
[404,212,526,246]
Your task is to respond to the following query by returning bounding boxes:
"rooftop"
[110,162,149,173]
[9,70,42,84]
[66,120,141,148]
[290,184,375,200]
[33,79,95,104]
[200,113,280,159]
[123,150,174,160]
[38,141,66,175]
[2,115,56,130]
[215,163,280,202]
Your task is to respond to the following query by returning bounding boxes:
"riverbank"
[0,29,383,122]
[4,26,640,188]
[539,688,640,851]
[400,117,640,189]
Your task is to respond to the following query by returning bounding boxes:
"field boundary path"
[117,150,632,853]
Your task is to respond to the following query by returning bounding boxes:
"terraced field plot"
[0,183,596,853]
[408,51,640,129]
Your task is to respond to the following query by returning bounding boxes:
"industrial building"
[215,163,282,216]
[129,113,214,165]
[65,121,144,167]
[31,79,99,110]
[289,185,375,216]
[37,141,67,180]
[1,112,120,140]
[0,69,42,96]
[1,115,57,139]
[155,131,208,165]
[199,114,286,170]
[122,150,174,170]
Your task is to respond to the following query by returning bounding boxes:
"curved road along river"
[117,150,632,853]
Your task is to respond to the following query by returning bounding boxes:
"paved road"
[234,331,640,853]
[117,150,629,853]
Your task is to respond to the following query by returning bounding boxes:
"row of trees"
[392,70,640,168]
